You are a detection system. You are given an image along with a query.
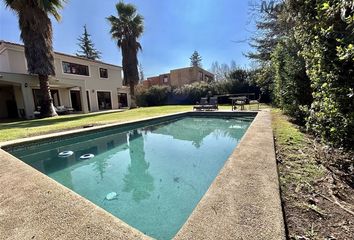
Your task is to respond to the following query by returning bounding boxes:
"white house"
[0,40,130,119]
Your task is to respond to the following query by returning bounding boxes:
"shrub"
[271,39,312,125]
[288,0,354,147]
[136,85,171,107]
[173,81,215,104]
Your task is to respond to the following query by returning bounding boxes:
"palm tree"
[107,1,144,108]
[4,0,65,117]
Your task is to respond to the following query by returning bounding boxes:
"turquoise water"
[9,116,254,239]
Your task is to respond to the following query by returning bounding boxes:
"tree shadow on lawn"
[0,111,122,131]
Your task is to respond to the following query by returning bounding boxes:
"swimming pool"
[7,113,255,239]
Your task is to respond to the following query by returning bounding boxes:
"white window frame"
[61,60,91,77]
[98,67,109,79]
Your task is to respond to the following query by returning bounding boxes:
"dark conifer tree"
[77,25,101,60]
[190,51,202,67]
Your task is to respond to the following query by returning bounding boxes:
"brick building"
[143,66,214,88]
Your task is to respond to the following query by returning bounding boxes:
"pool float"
[58,150,74,158]
[80,153,95,160]
[105,192,118,200]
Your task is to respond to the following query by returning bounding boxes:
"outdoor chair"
[55,106,74,115]
[193,97,209,111]
[193,97,218,111]
[249,95,261,110]
[208,97,218,111]
[231,96,247,111]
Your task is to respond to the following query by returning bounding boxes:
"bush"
[173,81,215,104]
[271,39,312,125]
[136,85,170,107]
[289,0,354,147]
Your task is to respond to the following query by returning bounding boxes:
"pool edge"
[0,110,282,240]
[0,111,189,149]
[174,110,286,240]
[0,148,152,240]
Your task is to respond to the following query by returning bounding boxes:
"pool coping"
[175,110,285,239]
[0,110,285,239]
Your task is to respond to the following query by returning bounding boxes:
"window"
[62,61,89,76]
[97,91,112,110]
[33,89,60,109]
[198,71,203,81]
[99,68,108,78]
[163,76,169,83]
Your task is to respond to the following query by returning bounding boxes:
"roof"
[147,66,214,80]
[0,40,122,69]
[170,66,214,76]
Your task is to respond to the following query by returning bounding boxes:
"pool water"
[9,116,254,239]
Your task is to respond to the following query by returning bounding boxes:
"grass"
[271,109,333,239]
[0,105,189,142]
[271,109,304,147]
[0,104,267,142]
[271,109,325,188]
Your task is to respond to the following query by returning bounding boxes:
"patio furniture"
[249,95,261,110]
[193,98,209,111]
[193,97,218,111]
[55,106,74,115]
[208,97,218,111]
[230,97,247,111]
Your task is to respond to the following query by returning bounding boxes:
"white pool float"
[229,125,243,129]
[58,150,74,157]
[105,192,118,200]
[80,153,95,160]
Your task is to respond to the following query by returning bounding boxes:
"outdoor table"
[230,97,247,111]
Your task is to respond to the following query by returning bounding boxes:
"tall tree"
[190,50,202,67]
[108,1,144,108]
[4,0,65,117]
[210,61,236,81]
[76,25,101,60]
[247,0,298,103]
[138,63,144,83]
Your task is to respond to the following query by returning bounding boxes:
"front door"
[70,90,82,111]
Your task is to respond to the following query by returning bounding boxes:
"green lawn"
[0,104,267,142]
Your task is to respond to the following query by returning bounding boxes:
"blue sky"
[0,0,257,77]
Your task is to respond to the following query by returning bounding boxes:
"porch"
[0,72,89,119]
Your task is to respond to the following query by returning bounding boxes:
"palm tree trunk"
[129,80,137,108]
[39,74,58,117]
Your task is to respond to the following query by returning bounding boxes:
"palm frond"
[136,42,142,51]
[116,1,136,18]
[4,0,66,21]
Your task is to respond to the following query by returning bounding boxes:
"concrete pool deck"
[0,110,285,240]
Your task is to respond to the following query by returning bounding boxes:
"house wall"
[0,41,128,118]
[13,86,24,110]
[145,74,171,87]
[145,76,161,87]
[53,54,123,111]
[170,67,197,87]
[169,67,214,88]
[7,49,27,74]
[144,67,215,89]
[0,49,10,72]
